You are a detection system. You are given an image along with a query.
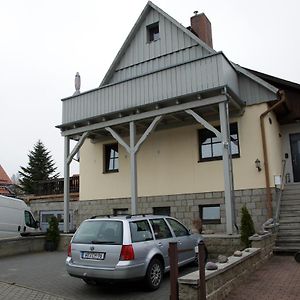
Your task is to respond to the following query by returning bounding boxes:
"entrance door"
[290,133,300,182]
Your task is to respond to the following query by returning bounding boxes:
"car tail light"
[120,244,134,261]
[68,243,72,257]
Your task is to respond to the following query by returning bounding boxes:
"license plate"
[82,251,105,260]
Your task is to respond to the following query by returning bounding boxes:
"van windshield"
[72,220,123,245]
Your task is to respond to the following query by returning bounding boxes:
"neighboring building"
[0,164,15,197]
[27,175,79,232]
[57,2,300,234]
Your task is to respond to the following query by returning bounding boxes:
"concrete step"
[284,184,300,190]
[277,231,300,241]
[279,211,300,217]
[279,224,300,230]
[279,215,300,224]
[276,232,300,243]
[281,195,300,202]
[279,217,300,224]
[273,246,300,253]
[280,203,300,210]
[281,190,300,196]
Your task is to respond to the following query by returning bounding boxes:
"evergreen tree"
[240,205,256,248]
[19,140,59,194]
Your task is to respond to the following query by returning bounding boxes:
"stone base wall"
[203,234,242,258]
[178,232,276,300]
[0,236,45,258]
[29,188,272,233]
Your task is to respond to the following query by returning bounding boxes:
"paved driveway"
[0,251,196,300]
[226,255,300,300]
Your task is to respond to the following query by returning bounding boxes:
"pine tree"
[19,140,59,194]
[240,205,256,248]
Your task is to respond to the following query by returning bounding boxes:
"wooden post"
[198,241,206,300]
[169,242,179,300]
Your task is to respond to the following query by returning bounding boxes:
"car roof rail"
[90,215,111,219]
[125,214,154,219]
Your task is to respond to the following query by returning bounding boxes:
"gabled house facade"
[57,2,300,234]
[0,164,15,197]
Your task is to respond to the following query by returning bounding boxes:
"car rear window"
[72,220,123,245]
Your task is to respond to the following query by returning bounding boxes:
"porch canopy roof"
[58,52,245,140]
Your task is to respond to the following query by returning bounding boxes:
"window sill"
[103,170,119,174]
[198,154,240,163]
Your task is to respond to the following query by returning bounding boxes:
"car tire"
[295,252,300,263]
[145,258,163,291]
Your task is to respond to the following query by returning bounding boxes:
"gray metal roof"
[58,2,281,136]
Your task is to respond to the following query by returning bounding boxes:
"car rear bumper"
[66,257,146,280]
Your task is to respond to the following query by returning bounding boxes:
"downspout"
[260,90,286,218]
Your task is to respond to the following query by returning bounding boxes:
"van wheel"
[145,258,163,291]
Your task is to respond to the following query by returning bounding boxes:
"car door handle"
[158,242,163,247]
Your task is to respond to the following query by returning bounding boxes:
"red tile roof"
[0,165,12,185]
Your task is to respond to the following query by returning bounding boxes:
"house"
[57,2,300,235]
[0,164,15,197]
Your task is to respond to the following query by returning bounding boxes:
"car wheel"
[295,252,300,263]
[82,278,97,285]
[145,258,163,291]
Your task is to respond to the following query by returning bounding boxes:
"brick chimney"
[190,12,213,48]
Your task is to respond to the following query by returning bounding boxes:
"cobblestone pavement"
[0,281,66,300]
[226,255,300,300]
[0,251,196,300]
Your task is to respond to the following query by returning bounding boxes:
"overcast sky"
[1,0,299,179]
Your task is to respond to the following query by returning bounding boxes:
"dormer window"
[147,22,159,42]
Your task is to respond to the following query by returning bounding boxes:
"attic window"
[147,22,159,42]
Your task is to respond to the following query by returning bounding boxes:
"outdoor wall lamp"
[255,159,262,172]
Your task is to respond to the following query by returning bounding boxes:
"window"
[198,123,240,162]
[153,206,170,216]
[72,220,123,245]
[150,218,172,239]
[147,22,159,42]
[130,220,153,242]
[104,143,119,173]
[199,205,221,224]
[24,211,37,228]
[167,218,189,237]
[113,208,129,216]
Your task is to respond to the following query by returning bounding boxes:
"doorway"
[290,133,300,182]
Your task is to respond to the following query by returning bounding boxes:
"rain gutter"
[260,90,286,218]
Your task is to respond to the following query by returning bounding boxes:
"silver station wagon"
[66,215,205,290]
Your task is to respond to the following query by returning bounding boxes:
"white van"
[0,195,40,238]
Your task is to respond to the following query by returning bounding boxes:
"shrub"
[240,206,255,248]
[45,216,60,250]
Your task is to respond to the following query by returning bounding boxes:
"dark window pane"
[153,207,170,216]
[147,22,159,42]
[104,143,119,173]
[199,123,240,161]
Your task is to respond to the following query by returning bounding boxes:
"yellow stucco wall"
[79,103,283,200]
